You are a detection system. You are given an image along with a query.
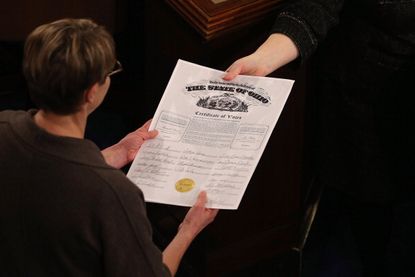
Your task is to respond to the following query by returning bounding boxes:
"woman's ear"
[84,83,99,104]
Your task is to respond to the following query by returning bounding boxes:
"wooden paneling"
[0,0,125,40]
[165,0,283,40]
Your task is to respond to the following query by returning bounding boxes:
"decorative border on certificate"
[127,60,294,210]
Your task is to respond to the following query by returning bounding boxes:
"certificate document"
[127,59,294,209]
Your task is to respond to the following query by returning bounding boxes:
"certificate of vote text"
[127,60,294,209]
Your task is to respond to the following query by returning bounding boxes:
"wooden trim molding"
[165,0,285,40]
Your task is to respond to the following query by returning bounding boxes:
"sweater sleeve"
[95,170,172,277]
[271,0,345,60]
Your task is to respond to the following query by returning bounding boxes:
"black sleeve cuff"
[270,12,318,62]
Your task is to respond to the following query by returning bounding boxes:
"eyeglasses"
[108,60,123,77]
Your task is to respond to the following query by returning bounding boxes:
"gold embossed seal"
[175,178,195,192]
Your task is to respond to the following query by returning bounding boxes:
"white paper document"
[127,59,294,209]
